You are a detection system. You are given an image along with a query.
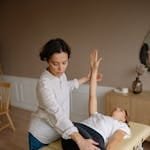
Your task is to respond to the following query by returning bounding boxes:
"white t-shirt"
[81,112,131,144]
[29,70,79,144]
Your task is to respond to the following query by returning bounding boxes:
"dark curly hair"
[124,109,130,127]
[40,38,71,62]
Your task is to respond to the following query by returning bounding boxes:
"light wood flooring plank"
[0,107,31,150]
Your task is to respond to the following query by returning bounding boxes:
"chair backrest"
[0,82,11,112]
[0,64,3,74]
[0,64,3,81]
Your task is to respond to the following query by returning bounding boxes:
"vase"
[132,76,143,94]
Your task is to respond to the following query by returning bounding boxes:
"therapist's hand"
[71,132,99,150]
[78,75,90,85]
[78,138,100,150]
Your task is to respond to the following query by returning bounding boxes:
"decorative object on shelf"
[139,30,150,72]
[113,87,129,95]
[132,64,146,94]
[136,64,146,76]
[132,77,143,94]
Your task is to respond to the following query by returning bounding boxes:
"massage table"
[41,122,150,150]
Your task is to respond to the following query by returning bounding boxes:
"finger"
[98,57,102,63]
[89,139,99,145]
[91,145,99,150]
[93,145,100,150]
[90,51,94,66]
[95,49,98,61]
[88,70,91,79]
[97,57,102,66]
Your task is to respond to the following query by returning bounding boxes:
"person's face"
[112,107,126,122]
[48,52,69,77]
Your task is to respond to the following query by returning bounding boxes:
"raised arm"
[89,50,102,116]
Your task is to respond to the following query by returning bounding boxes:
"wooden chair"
[0,64,4,81]
[0,64,3,80]
[0,64,2,73]
[0,82,15,132]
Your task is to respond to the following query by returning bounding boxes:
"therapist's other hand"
[96,73,103,82]
[78,138,100,150]
[71,132,99,150]
[88,71,103,82]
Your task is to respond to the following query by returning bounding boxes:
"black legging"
[61,122,106,150]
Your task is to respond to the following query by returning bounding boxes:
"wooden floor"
[0,107,31,150]
[0,107,150,150]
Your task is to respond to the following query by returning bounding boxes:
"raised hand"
[90,50,102,81]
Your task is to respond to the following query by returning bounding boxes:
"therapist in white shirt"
[28,38,99,150]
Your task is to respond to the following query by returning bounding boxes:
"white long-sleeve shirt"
[29,70,79,144]
[81,112,131,144]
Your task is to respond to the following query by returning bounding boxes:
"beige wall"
[0,0,150,90]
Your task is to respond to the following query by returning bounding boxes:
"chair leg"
[0,123,9,132]
[6,113,15,131]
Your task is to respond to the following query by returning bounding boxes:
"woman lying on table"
[61,50,131,150]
